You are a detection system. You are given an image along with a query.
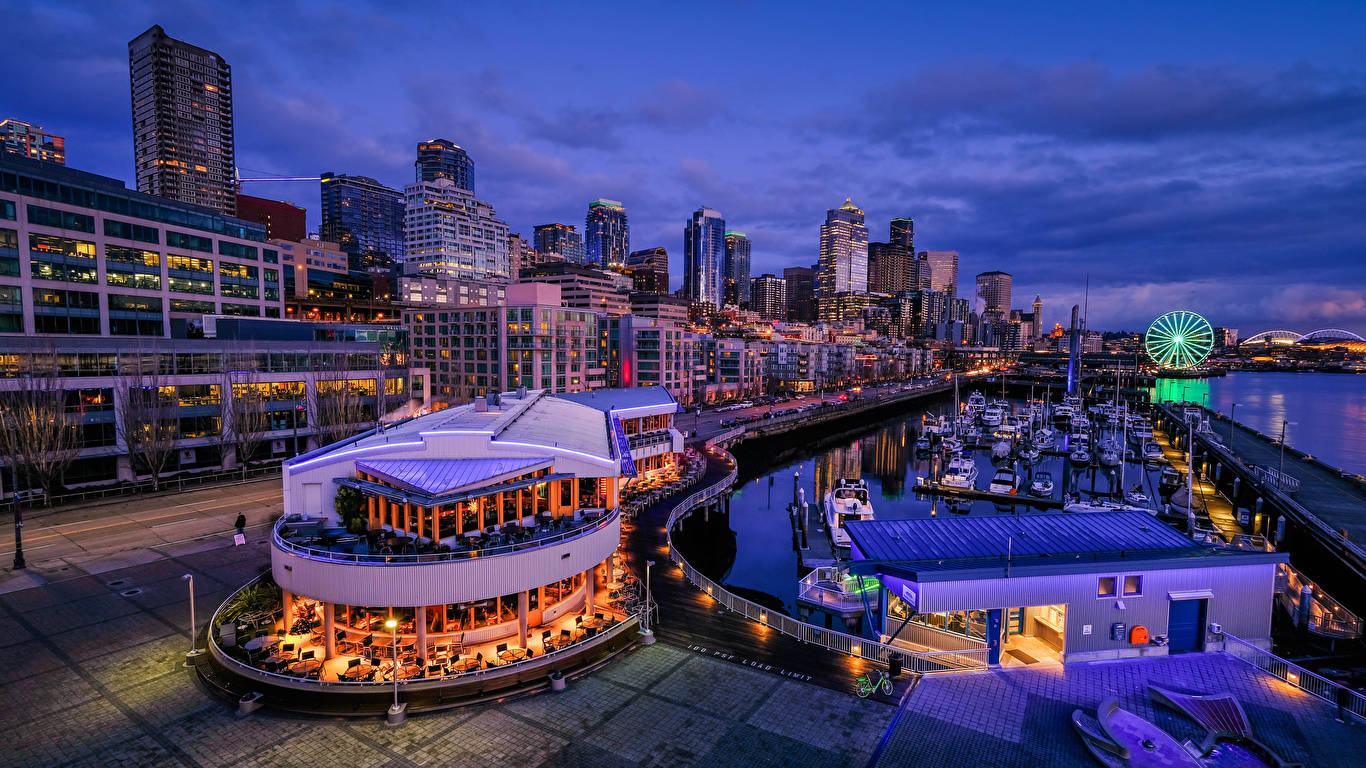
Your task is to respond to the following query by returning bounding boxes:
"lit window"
[1098,577,1117,598]
[1123,576,1142,597]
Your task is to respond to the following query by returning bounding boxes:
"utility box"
[1110,622,1126,641]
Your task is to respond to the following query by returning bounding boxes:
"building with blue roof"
[845,512,1285,667]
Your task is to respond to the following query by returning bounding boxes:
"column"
[281,590,295,632]
[416,506,425,540]
[323,603,336,659]
[584,566,596,616]
[367,495,376,528]
[403,502,412,534]
[518,591,529,649]
[416,606,428,663]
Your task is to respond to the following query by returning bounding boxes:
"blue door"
[1168,599,1206,653]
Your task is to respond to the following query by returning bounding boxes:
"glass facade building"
[683,207,725,309]
[817,198,868,321]
[723,231,751,307]
[584,199,629,268]
[415,139,474,193]
[319,173,406,272]
[533,223,584,265]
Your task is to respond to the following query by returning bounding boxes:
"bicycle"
[855,668,893,698]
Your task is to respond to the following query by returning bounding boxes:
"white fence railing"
[663,446,988,674]
[1221,631,1365,722]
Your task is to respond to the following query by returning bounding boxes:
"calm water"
[1153,372,1366,476]
[712,372,1363,619]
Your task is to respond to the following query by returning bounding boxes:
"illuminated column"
[367,495,376,528]
[416,606,428,663]
[518,591,529,649]
[323,603,336,659]
[281,590,294,632]
[584,566,596,616]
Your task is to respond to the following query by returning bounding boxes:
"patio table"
[290,659,322,676]
[339,663,373,681]
[449,658,481,673]
[243,634,279,651]
[581,617,609,630]
[498,648,528,662]
[390,664,423,680]
[604,580,625,591]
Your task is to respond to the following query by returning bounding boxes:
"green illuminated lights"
[1145,310,1214,369]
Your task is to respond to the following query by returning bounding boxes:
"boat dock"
[790,499,838,569]
[912,482,1065,509]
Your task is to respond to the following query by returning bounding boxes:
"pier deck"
[1150,427,1249,541]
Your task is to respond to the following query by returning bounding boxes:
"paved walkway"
[0,536,894,767]
[874,653,1366,768]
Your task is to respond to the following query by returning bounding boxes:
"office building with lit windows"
[626,246,669,295]
[1,119,65,165]
[416,139,475,193]
[128,25,236,215]
[975,270,1012,324]
[723,230,751,307]
[921,250,959,299]
[320,173,406,272]
[584,199,629,268]
[532,223,585,266]
[817,199,868,321]
[683,207,725,309]
[750,273,786,320]
[404,177,510,280]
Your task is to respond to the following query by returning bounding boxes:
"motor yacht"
[981,405,1004,427]
[941,455,979,489]
[941,435,964,454]
[1098,439,1122,468]
[1124,485,1151,507]
[1141,442,1164,463]
[1028,471,1054,497]
[988,467,1018,494]
[965,391,987,415]
[823,479,874,550]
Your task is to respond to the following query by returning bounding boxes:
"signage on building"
[611,416,638,477]
[882,575,919,611]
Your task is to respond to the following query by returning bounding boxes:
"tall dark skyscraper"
[868,242,911,294]
[889,217,914,253]
[320,173,406,271]
[128,25,236,215]
[683,207,726,308]
[533,223,584,265]
[584,199,629,268]
[975,270,1013,323]
[783,265,816,322]
[723,231,752,307]
[415,139,474,192]
[627,247,669,294]
[750,274,786,320]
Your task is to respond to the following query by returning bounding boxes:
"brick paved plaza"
[0,536,894,768]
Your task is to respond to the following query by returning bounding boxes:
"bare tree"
[308,352,370,448]
[220,354,271,480]
[0,351,81,500]
[116,351,179,491]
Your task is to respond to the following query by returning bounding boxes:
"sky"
[3,0,1365,334]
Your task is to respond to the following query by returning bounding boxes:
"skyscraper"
[415,139,474,192]
[784,265,816,322]
[868,242,911,294]
[320,173,406,271]
[889,217,914,253]
[129,25,235,215]
[1032,295,1044,339]
[627,247,669,295]
[508,233,534,277]
[817,198,869,320]
[404,177,509,279]
[723,231,752,307]
[975,270,1012,323]
[683,207,726,308]
[584,199,629,268]
[1,119,64,164]
[920,250,959,299]
[750,274,786,320]
[533,223,585,265]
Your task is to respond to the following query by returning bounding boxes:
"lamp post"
[182,574,204,665]
[9,461,23,570]
[1278,419,1297,488]
[385,617,405,725]
[639,560,656,644]
[1228,402,1239,452]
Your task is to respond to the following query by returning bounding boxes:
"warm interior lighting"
[385,619,397,630]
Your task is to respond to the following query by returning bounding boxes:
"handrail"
[272,508,619,565]
[1220,631,1365,723]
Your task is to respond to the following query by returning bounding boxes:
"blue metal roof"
[556,387,680,413]
[355,457,551,495]
[846,512,1201,564]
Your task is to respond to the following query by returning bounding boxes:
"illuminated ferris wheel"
[1145,310,1214,369]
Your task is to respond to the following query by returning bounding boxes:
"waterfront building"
[626,246,669,295]
[723,231,751,307]
[0,320,425,494]
[848,512,1283,665]
[533,223,585,266]
[584,199,629,268]
[920,250,959,299]
[750,273,786,320]
[975,270,1012,324]
[517,262,630,316]
[0,154,284,337]
[683,207,726,308]
[1,119,65,165]
[1214,327,1239,348]
[402,283,600,404]
[598,315,698,399]
[129,26,236,215]
[404,178,509,280]
[394,273,505,308]
[320,173,406,272]
[415,139,474,193]
[236,194,306,243]
[698,337,762,403]
[215,387,680,698]
[817,198,869,321]
[783,265,816,322]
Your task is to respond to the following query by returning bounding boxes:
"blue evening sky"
[3,0,1364,332]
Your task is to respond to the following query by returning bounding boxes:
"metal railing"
[662,446,988,674]
[7,463,283,511]
[1221,631,1365,722]
[272,508,618,565]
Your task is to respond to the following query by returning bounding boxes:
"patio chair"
[343,658,362,678]
[280,642,296,658]
[299,649,316,661]
[540,630,553,648]
[495,642,508,655]
[594,612,605,621]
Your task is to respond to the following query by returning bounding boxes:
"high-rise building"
[508,233,534,277]
[415,139,474,193]
[889,217,913,253]
[128,26,235,215]
[817,198,869,321]
[784,265,816,322]
[723,231,752,307]
[975,270,1012,323]
[533,223,584,265]
[320,173,406,272]
[235,194,306,242]
[683,207,726,309]
[1032,295,1044,339]
[404,177,509,280]
[517,262,630,316]
[1,119,65,165]
[867,242,913,295]
[750,274,786,320]
[920,250,959,299]
[627,247,669,295]
[1213,327,1239,348]
[584,199,629,268]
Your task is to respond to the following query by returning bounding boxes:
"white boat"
[1033,428,1056,450]
[1072,415,1091,431]
[1098,439,1122,468]
[1124,485,1151,507]
[988,468,1018,494]
[962,425,982,441]
[823,479,874,550]
[1069,447,1091,468]
[941,455,979,489]
[1053,404,1074,426]
[941,435,963,454]
[1018,444,1041,463]
[982,406,1004,427]
[965,391,987,414]
[992,439,1013,460]
[923,414,951,436]
[1028,471,1054,497]
[1141,442,1163,462]
[1064,499,1153,514]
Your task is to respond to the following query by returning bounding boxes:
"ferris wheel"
[1145,310,1214,369]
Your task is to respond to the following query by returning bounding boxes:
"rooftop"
[557,387,679,414]
[355,457,551,495]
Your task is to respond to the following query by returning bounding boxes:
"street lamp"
[639,560,656,644]
[9,460,23,570]
[1278,420,1298,486]
[182,574,204,665]
[385,617,405,725]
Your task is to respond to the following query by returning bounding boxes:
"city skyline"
[4,2,1363,330]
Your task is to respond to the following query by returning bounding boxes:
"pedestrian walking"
[234,513,246,536]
